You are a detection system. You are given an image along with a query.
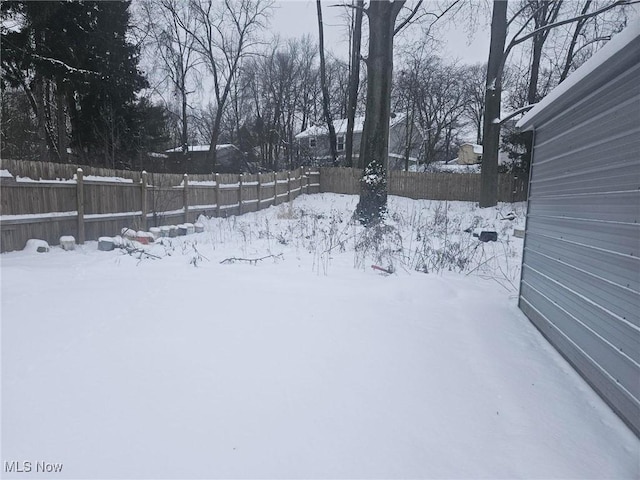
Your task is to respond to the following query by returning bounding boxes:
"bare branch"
[398,0,463,37]
[510,0,631,49]
[499,104,536,124]
[394,0,424,36]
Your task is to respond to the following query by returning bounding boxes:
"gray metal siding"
[519,39,640,436]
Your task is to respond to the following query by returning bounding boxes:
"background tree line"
[1,0,633,187]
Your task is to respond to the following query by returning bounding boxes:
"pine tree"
[1,1,149,167]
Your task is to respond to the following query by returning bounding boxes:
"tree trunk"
[476,106,483,144]
[208,114,221,171]
[34,77,60,162]
[346,0,364,168]
[34,78,48,161]
[404,105,416,171]
[316,0,338,166]
[479,0,507,208]
[560,1,592,83]
[527,32,544,104]
[355,0,404,225]
[181,73,189,154]
[56,78,68,163]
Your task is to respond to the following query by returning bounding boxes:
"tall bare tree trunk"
[35,78,48,161]
[181,70,189,153]
[346,0,364,168]
[560,1,592,82]
[209,113,222,170]
[528,1,562,104]
[479,0,507,208]
[56,78,68,163]
[316,0,338,166]
[355,0,404,225]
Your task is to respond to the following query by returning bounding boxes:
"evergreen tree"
[1,1,149,167]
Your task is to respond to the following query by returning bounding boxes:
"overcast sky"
[267,0,491,65]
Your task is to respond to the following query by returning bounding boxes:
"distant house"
[457,143,483,165]
[456,143,511,166]
[161,144,255,174]
[516,24,639,436]
[295,113,423,170]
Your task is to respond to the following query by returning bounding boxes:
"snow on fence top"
[0,166,320,253]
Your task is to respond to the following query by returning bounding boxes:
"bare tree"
[393,59,420,171]
[141,0,200,156]
[354,0,406,225]
[316,0,338,166]
[479,0,633,207]
[405,54,467,165]
[355,0,463,224]
[238,35,321,170]
[345,0,364,167]
[479,0,507,208]
[524,0,564,105]
[462,63,487,145]
[189,0,272,171]
[557,0,629,82]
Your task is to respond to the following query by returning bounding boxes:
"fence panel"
[260,172,276,209]
[306,169,321,194]
[242,173,259,212]
[1,182,77,215]
[83,182,141,215]
[290,168,302,201]
[0,160,527,252]
[1,158,144,182]
[320,167,527,203]
[188,186,216,210]
[1,217,78,253]
[320,167,361,194]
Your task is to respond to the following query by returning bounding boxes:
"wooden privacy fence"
[0,163,320,253]
[1,160,527,253]
[319,167,528,203]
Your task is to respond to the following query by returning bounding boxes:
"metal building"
[516,24,640,436]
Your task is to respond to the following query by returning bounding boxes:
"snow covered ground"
[2,194,638,479]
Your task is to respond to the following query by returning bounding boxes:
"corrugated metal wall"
[518,36,640,436]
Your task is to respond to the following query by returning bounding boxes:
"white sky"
[268,0,491,65]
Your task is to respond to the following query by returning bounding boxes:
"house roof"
[517,23,640,130]
[295,112,408,139]
[460,143,483,154]
[165,144,237,153]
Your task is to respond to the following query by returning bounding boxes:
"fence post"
[183,173,189,223]
[238,174,243,215]
[141,170,148,230]
[298,167,303,196]
[300,167,304,194]
[76,168,85,244]
[287,171,292,202]
[257,172,262,211]
[303,166,308,194]
[215,173,221,217]
[274,172,278,206]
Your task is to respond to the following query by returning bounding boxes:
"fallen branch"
[119,245,162,260]
[220,254,283,265]
[371,264,394,274]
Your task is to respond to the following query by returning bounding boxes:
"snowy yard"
[2,194,638,479]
